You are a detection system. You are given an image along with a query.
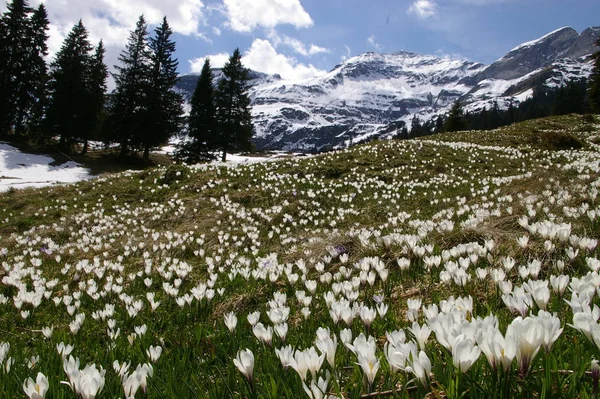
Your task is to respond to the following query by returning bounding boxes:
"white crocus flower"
[224,312,238,333]
[275,345,294,369]
[407,350,431,386]
[23,372,49,399]
[146,345,162,363]
[233,349,255,384]
[452,335,480,373]
[247,311,260,326]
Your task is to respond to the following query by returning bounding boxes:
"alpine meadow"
[3,0,600,398]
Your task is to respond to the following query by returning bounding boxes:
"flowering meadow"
[2,114,600,398]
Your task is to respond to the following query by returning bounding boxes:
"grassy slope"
[0,114,599,398]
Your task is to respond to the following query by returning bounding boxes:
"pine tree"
[80,40,108,154]
[214,48,254,162]
[410,115,421,137]
[185,57,217,161]
[141,17,183,161]
[26,4,49,140]
[0,0,32,137]
[109,15,151,157]
[589,37,600,113]
[444,100,466,132]
[12,3,48,136]
[45,20,94,150]
[434,116,444,133]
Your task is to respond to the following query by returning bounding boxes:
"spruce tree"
[444,100,466,132]
[141,17,183,161]
[186,57,217,161]
[434,116,444,133]
[45,20,94,149]
[12,3,48,136]
[410,115,421,137]
[214,48,254,162]
[0,0,32,137]
[25,4,49,140]
[80,40,108,154]
[109,15,151,157]
[588,37,600,113]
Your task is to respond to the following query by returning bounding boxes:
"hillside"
[1,115,600,397]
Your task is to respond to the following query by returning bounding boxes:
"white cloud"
[434,49,467,61]
[340,45,351,61]
[222,0,313,32]
[407,0,513,21]
[367,35,382,51]
[243,39,325,81]
[267,30,329,56]
[189,53,231,72]
[407,0,438,19]
[12,0,206,53]
[0,0,207,89]
[213,27,222,36]
[188,39,325,81]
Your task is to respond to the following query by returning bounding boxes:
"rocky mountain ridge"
[176,26,600,151]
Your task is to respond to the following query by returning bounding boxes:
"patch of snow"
[0,143,91,192]
[514,88,534,103]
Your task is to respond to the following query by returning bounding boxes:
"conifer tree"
[80,40,108,153]
[444,100,466,132]
[214,48,254,162]
[186,57,217,161]
[109,15,151,157]
[410,115,421,137]
[12,3,48,136]
[0,0,32,137]
[434,115,444,133]
[588,37,600,113]
[25,4,49,139]
[141,17,183,161]
[45,20,94,149]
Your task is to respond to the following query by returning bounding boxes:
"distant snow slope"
[175,26,600,152]
[0,143,90,192]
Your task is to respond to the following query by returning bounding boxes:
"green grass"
[1,114,600,398]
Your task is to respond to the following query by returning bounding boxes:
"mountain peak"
[176,25,598,152]
[507,26,576,53]
[471,26,595,82]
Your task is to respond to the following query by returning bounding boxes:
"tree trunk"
[221,148,227,162]
[81,139,88,155]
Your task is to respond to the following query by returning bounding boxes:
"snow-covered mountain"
[176,26,600,151]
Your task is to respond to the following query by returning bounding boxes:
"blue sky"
[3,0,600,82]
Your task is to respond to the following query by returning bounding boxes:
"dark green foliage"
[109,15,151,157]
[81,40,108,153]
[444,100,466,132]
[45,20,95,150]
[553,78,588,116]
[214,48,254,162]
[408,114,434,138]
[410,114,421,135]
[179,57,218,162]
[429,78,592,137]
[141,17,184,161]
[26,4,50,141]
[109,15,183,161]
[0,0,33,137]
[588,37,600,113]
